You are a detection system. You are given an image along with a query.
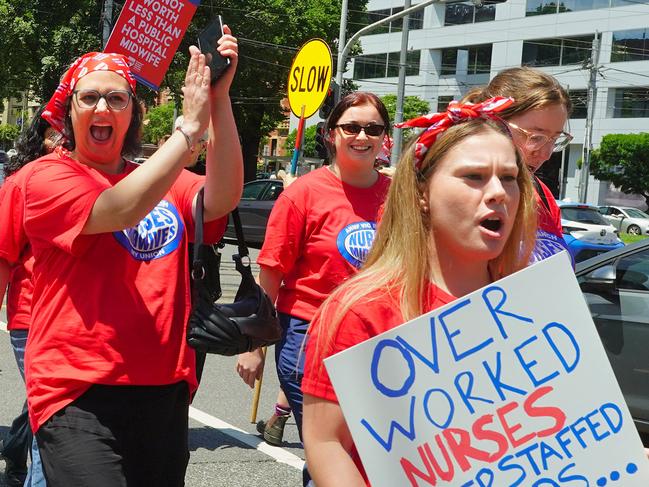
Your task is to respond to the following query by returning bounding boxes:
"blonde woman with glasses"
[462,67,573,263]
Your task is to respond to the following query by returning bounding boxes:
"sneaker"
[256,413,289,446]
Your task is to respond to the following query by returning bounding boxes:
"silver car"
[599,205,649,236]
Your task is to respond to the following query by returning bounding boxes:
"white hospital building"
[346,0,649,206]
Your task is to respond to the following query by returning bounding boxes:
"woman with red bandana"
[14,29,242,486]
[301,99,538,485]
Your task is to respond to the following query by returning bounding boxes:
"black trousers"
[36,382,190,487]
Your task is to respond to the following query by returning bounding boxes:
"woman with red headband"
[11,28,241,486]
[301,99,538,485]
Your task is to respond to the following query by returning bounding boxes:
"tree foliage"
[590,133,649,207]
[0,124,20,149]
[285,124,318,158]
[2,0,370,180]
[380,94,430,123]
[143,103,176,145]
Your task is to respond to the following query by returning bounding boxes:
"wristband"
[176,125,195,153]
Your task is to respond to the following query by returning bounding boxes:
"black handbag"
[187,189,282,356]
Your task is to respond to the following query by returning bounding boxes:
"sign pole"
[290,105,306,176]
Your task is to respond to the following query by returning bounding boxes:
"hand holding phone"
[197,16,231,85]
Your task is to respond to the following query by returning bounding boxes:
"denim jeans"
[7,330,47,487]
[275,313,311,486]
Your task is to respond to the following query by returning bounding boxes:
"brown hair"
[462,67,572,119]
[311,118,537,363]
[324,91,391,158]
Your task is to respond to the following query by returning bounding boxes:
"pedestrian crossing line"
[188,406,305,471]
[0,327,302,470]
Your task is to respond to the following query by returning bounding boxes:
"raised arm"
[203,24,243,222]
[82,50,211,234]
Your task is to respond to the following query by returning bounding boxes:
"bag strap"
[230,208,249,259]
[192,188,206,279]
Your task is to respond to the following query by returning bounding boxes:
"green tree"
[3,0,369,180]
[143,103,176,145]
[590,133,649,208]
[285,124,318,158]
[0,124,20,150]
[380,94,430,123]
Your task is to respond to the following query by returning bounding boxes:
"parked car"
[599,205,649,236]
[557,201,625,263]
[576,239,649,434]
[224,179,284,248]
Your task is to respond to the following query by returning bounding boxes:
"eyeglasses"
[506,121,573,153]
[335,123,385,137]
[73,89,132,111]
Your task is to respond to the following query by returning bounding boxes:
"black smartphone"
[197,16,231,85]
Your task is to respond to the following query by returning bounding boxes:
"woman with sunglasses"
[462,67,573,262]
[302,99,537,486]
[237,91,391,483]
[11,29,241,486]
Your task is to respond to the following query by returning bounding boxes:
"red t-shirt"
[257,167,391,321]
[302,283,455,485]
[531,178,569,263]
[21,153,225,431]
[0,162,40,330]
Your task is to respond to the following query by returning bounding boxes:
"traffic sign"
[287,39,333,118]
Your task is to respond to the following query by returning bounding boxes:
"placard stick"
[290,105,306,176]
[250,346,267,423]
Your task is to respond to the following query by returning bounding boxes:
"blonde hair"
[312,118,537,362]
[462,67,572,119]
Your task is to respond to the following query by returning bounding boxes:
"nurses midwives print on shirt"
[113,199,184,261]
[337,221,377,269]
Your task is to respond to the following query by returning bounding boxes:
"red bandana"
[42,52,137,134]
[395,97,515,171]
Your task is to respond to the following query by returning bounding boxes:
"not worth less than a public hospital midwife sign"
[326,252,649,487]
[105,0,199,90]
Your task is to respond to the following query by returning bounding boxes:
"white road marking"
[189,406,304,471]
[0,326,301,470]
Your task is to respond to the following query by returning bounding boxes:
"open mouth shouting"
[90,124,114,143]
[479,214,507,238]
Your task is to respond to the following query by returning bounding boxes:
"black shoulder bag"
[187,189,282,356]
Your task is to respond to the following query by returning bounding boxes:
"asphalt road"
[0,244,305,487]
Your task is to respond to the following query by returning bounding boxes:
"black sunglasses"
[335,123,385,137]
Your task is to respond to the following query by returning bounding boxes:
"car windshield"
[561,207,609,225]
[624,208,649,219]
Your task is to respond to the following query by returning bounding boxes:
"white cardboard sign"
[325,252,649,486]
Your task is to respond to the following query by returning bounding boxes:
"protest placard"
[105,0,199,90]
[325,252,649,486]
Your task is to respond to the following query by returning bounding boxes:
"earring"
[419,198,429,213]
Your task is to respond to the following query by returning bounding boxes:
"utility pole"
[335,0,440,88]
[390,0,412,166]
[578,32,601,203]
[102,0,114,49]
[336,0,348,103]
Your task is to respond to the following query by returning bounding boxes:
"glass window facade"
[527,0,614,15]
[522,36,593,67]
[611,29,649,62]
[445,2,496,25]
[437,95,455,111]
[440,44,492,75]
[613,87,649,118]
[569,90,588,119]
[353,50,421,79]
[366,6,424,33]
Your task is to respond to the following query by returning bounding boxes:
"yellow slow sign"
[287,39,333,118]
